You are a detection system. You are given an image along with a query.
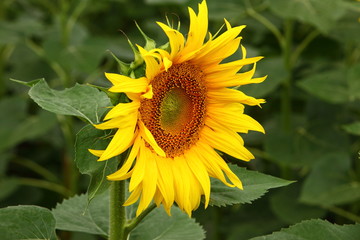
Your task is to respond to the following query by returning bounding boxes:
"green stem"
[325,206,360,223]
[17,177,71,197]
[281,20,294,132]
[244,0,284,48]
[57,115,78,196]
[290,30,320,69]
[124,204,156,235]
[12,157,59,182]
[109,180,127,240]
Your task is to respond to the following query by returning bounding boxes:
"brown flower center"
[139,62,207,158]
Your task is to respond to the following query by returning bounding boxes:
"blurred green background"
[1,0,359,239]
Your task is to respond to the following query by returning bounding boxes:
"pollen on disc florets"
[139,62,207,158]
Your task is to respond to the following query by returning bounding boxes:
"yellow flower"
[90,0,266,216]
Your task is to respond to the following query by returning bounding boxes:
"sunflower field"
[0,0,360,239]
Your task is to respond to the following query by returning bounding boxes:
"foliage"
[1,0,359,239]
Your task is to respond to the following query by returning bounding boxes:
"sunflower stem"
[281,19,294,133]
[109,179,127,240]
[124,203,157,235]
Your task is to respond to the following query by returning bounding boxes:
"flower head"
[90,0,266,216]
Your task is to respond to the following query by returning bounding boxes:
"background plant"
[0,0,359,239]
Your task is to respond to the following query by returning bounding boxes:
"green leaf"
[207,0,246,21]
[209,165,293,207]
[270,184,326,225]
[75,125,117,200]
[28,79,111,124]
[297,64,360,104]
[0,205,56,240]
[250,219,360,240]
[52,192,109,236]
[129,206,205,240]
[300,152,360,206]
[267,0,346,33]
[343,121,360,136]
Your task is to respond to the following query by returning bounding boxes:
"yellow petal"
[202,122,254,161]
[105,73,148,93]
[183,0,208,55]
[157,22,185,59]
[88,149,104,157]
[156,156,175,210]
[124,185,142,206]
[138,45,161,80]
[172,157,192,216]
[138,121,166,157]
[136,147,158,216]
[207,88,265,106]
[194,141,235,187]
[94,113,137,130]
[107,135,141,180]
[184,148,211,208]
[98,124,136,161]
[208,104,265,133]
[193,25,245,63]
[104,101,140,121]
[129,140,147,191]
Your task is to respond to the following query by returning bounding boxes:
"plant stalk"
[109,180,127,240]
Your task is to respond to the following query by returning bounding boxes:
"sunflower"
[90,0,266,216]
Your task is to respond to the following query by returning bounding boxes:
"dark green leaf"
[267,0,346,33]
[0,205,56,240]
[343,121,360,136]
[270,184,326,224]
[28,79,111,124]
[300,152,360,206]
[250,219,360,240]
[297,69,349,104]
[75,125,117,200]
[52,192,109,236]
[209,165,293,207]
[129,206,205,240]
[298,64,360,104]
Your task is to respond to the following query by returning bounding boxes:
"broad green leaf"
[343,121,360,136]
[209,165,293,207]
[52,192,109,236]
[250,219,360,240]
[75,125,117,200]
[129,206,205,240]
[329,13,360,45]
[298,64,360,104]
[0,95,57,152]
[300,152,360,206]
[270,184,326,224]
[0,205,56,240]
[28,79,111,124]
[207,0,246,21]
[297,69,349,104]
[267,0,346,33]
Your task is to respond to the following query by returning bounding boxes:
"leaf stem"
[109,179,127,240]
[244,0,284,48]
[124,203,157,235]
[325,206,360,223]
[290,30,320,69]
[17,177,71,197]
[12,157,59,182]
